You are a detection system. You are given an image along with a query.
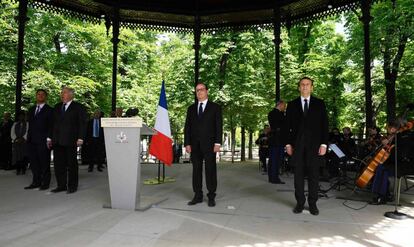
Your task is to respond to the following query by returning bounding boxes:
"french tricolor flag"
[149,80,173,165]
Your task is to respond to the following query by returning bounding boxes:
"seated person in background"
[339,127,357,170]
[360,126,382,157]
[329,128,343,145]
[255,125,270,173]
[11,111,29,175]
[0,112,14,170]
[370,122,398,204]
[340,127,357,159]
[371,120,414,205]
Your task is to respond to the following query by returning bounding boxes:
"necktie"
[61,103,66,117]
[35,105,40,115]
[198,103,203,118]
[304,99,309,116]
[93,119,99,138]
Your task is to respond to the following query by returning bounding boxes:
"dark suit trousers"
[53,145,78,190]
[268,145,283,182]
[87,138,105,168]
[28,143,51,186]
[292,134,320,206]
[191,142,217,200]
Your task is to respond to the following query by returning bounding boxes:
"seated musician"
[340,127,357,159]
[360,126,382,158]
[370,122,398,204]
[370,120,414,205]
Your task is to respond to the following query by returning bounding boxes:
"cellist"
[370,121,399,205]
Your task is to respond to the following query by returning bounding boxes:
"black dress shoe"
[39,186,49,190]
[293,205,304,214]
[67,188,77,194]
[208,199,216,207]
[187,198,203,205]
[24,184,40,190]
[51,187,66,193]
[97,166,103,172]
[309,204,319,215]
[275,180,286,184]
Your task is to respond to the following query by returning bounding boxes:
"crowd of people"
[1,77,412,215]
[256,92,414,209]
[0,87,107,194]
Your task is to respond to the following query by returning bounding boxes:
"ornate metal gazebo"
[13,0,376,128]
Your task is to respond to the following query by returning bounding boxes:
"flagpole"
[163,163,166,182]
[157,160,161,183]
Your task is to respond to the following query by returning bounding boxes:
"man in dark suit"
[267,100,287,184]
[184,82,223,207]
[0,112,13,170]
[84,110,105,172]
[25,89,53,190]
[48,87,87,194]
[285,77,329,215]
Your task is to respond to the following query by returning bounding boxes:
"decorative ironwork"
[28,1,101,25]
[8,0,382,33]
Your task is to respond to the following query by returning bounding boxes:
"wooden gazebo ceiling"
[26,0,364,32]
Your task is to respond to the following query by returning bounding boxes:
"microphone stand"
[384,132,408,220]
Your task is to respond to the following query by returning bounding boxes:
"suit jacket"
[85,118,104,143]
[27,104,53,145]
[0,120,13,144]
[285,96,329,154]
[83,118,105,163]
[184,100,223,153]
[50,101,87,147]
[267,108,286,147]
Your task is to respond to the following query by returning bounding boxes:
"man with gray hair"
[48,87,87,194]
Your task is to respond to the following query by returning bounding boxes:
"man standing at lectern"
[48,87,87,194]
[184,82,223,207]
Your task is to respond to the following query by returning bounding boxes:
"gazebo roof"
[26,0,364,32]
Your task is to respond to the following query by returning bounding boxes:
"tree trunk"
[382,2,408,123]
[241,126,246,161]
[330,67,342,128]
[248,130,253,160]
[53,33,61,53]
[218,37,236,89]
[231,127,236,163]
[383,33,407,123]
[298,25,312,65]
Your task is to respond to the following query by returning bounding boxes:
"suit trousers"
[53,145,78,190]
[268,146,283,182]
[86,138,105,166]
[190,142,217,200]
[292,134,320,206]
[28,143,51,187]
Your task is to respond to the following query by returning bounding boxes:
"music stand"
[330,144,346,159]
[384,132,408,220]
[324,144,353,192]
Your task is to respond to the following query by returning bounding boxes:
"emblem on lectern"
[116,131,128,143]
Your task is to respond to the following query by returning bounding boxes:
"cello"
[355,120,414,188]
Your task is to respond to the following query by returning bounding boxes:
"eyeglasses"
[196,88,206,92]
